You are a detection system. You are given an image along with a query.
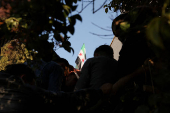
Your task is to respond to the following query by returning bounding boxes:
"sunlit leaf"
[63,5,70,13]
[63,11,68,18]
[120,22,130,32]
[21,23,28,28]
[5,17,22,31]
[49,20,53,24]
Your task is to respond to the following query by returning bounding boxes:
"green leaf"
[63,5,70,13]
[162,0,170,17]
[120,22,130,32]
[5,17,22,30]
[146,17,164,49]
[160,17,170,40]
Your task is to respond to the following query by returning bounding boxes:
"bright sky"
[56,1,120,67]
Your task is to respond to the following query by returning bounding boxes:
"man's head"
[94,45,113,59]
[37,39,54,62]
[53,58,70,76]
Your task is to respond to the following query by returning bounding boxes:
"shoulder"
[83,57,95,65]
[94,56,117,62]
[46,61,60,67]
[43,61,64,72]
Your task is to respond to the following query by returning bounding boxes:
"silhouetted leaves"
[67,25,75,35]
[105,0,165,15]
[107,0,170,113]
[105,8,108,13]
[0,0,82,58]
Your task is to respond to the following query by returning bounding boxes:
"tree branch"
[93,0,108,13]
[91,22,112,31]
[89,32,113,37]
[78,0,108,14]
[78,0,93,13]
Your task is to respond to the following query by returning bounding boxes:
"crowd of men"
[0,6,163,113]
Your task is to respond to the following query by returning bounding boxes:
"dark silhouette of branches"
[78,0,108,14]
[93,0,108,13]
[91,22,112,31]
[89,32,113,39]
[78,0,93,13]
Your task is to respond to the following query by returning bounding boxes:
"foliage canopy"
[103,0,170,113]
[0,0,82,61]
[0,39,32,71]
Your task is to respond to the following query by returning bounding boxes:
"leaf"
[63,11,69,18]
[160,17,170,40]
[63,46,74,54]
[120,22,130,32]
[162,0,170,17]
[146,17,164,49]
[61,41,74,53]
[109,6,111,10]
[0,56,3,60]
[53,33,63,42]
[49,20,53,24]
[105,8,108,13]
[103,5,107,8]
[72,14,82,22]
[71,5,78,11]
[5,17,22,31]
[70,17,76,25]
[159,16,170,50]
[69,16,77,26]
[73,0,77,4]
[21,23,28,28]
[67,25,75,35]
[63,5,70,13]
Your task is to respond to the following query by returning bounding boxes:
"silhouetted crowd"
[0,6,167,113]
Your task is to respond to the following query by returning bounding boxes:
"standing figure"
[75,45,118,90]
